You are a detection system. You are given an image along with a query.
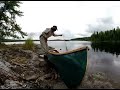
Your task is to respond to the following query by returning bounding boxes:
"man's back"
[41,28,54,39]
[43,28,51,34]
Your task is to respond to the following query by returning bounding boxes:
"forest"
[71,26,120,42]
[90,27,120,42]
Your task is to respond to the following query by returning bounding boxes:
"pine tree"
[0,1,27,43]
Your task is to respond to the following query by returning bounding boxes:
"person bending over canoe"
[39,25,62,54]
[39,25,62,80]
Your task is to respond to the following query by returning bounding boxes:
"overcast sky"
[16,1,120,40]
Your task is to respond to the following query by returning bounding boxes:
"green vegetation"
[0,1,27,44]
[23,38,35,50]
[90,26,120,42]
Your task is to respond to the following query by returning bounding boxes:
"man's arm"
[53,33,62,36]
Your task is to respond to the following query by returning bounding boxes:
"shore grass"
[22,38,35,50]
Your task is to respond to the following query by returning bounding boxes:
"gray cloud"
[86,17,116,34]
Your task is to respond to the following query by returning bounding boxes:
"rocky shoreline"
[0,44,118,89]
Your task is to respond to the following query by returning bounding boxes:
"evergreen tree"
[90,26,120,42]
[0,1,27,43]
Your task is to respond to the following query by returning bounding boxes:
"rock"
[0,59,20,81]
[39,59,47,67]
[24,74,40,81]
[36,73,52,81]
[53,82,68,89]
[79,72,114,89]
[0,44,117,89]
[21,71,40,81]
[1,80,23,89]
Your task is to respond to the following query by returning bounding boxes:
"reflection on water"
[91,42,120,56]
[89,41,120,83]
[5,41,120,83]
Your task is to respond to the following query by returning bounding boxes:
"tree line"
[71,27,120,42]
[90,27,120,42]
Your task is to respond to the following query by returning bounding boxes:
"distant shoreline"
[2,39,71,42]
[2,40,120,43]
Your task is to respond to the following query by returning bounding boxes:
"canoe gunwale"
[48,46,88,55]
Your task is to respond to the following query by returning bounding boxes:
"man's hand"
[60,34,62,36]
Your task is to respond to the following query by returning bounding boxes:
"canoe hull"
[46,47,88,88]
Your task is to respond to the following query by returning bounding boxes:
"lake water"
[5,41,120,83]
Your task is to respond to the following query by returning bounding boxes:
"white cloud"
[16,1,120,39]
[86,16,116,34]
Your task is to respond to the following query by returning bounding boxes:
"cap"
[51,25,57,31]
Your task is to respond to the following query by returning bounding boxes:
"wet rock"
[79,72,114,89]
[92,80,113,89]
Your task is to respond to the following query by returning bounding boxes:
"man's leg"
[40,36,49,54]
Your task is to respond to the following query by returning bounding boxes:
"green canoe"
[45,46,88,88]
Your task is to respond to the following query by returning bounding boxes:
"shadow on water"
[91,42,120,56]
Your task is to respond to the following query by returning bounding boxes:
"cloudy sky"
[16,1,120,40]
